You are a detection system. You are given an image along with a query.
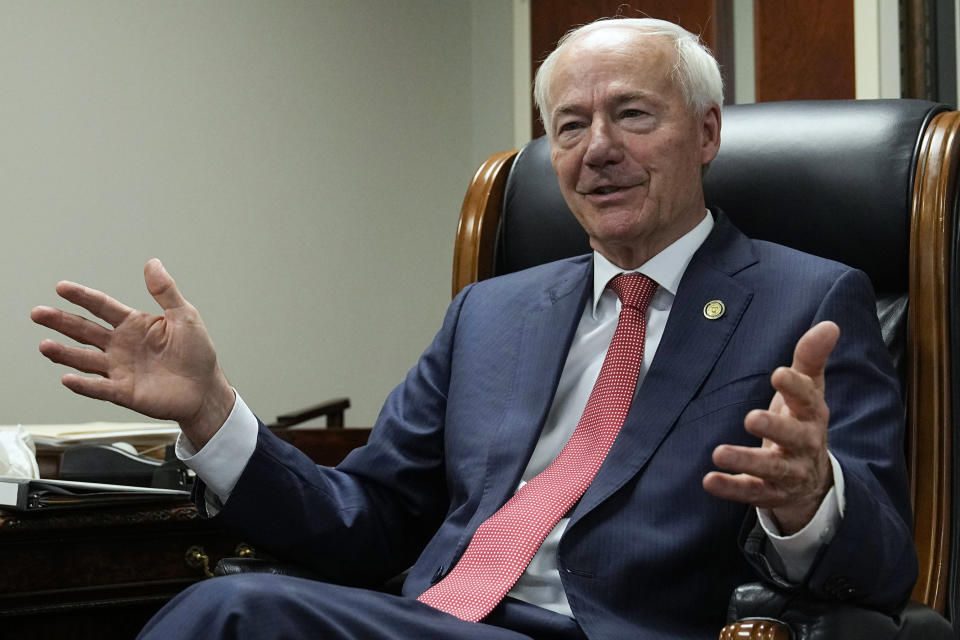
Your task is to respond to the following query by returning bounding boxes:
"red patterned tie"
[418,273,657,621]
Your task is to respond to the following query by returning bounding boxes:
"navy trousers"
[137,574,587,640]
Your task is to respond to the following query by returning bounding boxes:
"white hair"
[533,18,724,133]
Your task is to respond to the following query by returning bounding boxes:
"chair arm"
[721,582,953,639]
[269,397,351,428]
[214,557,323,581]
[213,557,408,595]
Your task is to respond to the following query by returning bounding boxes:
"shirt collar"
[591,210,714,316]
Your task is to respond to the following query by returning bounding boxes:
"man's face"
[546,29,720,268]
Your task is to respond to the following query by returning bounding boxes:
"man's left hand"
[702,321,839,535]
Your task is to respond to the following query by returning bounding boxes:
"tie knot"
[608,273,657,312]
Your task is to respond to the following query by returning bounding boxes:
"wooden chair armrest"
[720,582,953,639]
[214,557,407,595]
[214,557,322,581]
[719,619,792,639]
[269,397,351,428]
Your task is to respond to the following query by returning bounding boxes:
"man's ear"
[700,103,721,166]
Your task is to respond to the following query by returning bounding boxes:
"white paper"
[0,425,40,479]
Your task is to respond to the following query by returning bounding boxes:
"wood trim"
[902,0,929,99]
[907,109,959,611]
[269,428,371,468]
[718,619,791,639]
[269,397,350,429]
[451,150,519,297]
[712,0,735,102]
[754,0,855,101]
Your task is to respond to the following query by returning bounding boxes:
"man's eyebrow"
[552,91,661,119]
[610,91,660,107]
[552,104,584,119]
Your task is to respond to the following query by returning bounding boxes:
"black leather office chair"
[452,99,959,639]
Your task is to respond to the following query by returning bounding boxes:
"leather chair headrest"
[704,99,945,294]
[495,99,947,296]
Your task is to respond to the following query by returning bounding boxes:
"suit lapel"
[478,259,593,518]
[571,212,759,524]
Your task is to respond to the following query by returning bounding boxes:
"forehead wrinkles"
[547,35,679,119]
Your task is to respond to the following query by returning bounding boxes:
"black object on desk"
[59,443,195,491]
[151,445,194,491]
[59,443,162,486]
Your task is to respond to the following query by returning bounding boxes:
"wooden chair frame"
[451,150,519,298]
[908,110,959,612]
[451,110,960,636]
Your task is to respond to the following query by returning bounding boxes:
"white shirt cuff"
[757,452,845,583]
[176,390,258,510]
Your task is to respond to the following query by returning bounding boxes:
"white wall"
[731,0,755,104]
[854,0,901,99]
[2,1,517,427]
[471,0,520,167]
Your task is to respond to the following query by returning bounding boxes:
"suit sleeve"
[741,267,918,611]
[196,286,474,587]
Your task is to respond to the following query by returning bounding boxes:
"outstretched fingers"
[789,320,839,383]
[712,440,788,481]
[744,405,823,453]
[38,339,109,376]
[31,306,112,350]
[53,281,134,328]
[60,373,121,405]
[702,322,839,530]
[705,438,795,509]
[144,259,189,312]
[767,367,825,425]
[702,470,784,509]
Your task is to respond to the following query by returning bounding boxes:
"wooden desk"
[0,502,237,639]
[1,426,371,640]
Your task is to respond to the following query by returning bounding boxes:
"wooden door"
[528,0,857,135]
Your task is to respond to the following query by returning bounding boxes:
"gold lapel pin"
[703,300,725,320]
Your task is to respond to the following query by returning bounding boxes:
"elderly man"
[32,18,914,640]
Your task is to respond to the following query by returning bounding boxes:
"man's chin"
[579,207,649,236]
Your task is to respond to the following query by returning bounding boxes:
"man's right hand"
[31,259,235,449]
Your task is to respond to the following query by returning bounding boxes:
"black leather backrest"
[494,99,946,298]
[494,136,590,276]
[703,99,945,295]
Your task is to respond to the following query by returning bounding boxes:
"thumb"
[144,258,187,312]
[791,320,840,381]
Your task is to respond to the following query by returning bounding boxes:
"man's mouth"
[576,181,643,197]
[593,186,621,195]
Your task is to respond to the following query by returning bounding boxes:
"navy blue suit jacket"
[210,212,916,639]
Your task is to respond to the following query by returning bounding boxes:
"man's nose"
[583,119,624,167]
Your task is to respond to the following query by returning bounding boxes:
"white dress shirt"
[178,211,843,618]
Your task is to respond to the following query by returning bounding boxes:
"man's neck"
[590,211,714,316]
[592,209,710,270]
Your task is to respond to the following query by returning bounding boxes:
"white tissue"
[0,425,40,479]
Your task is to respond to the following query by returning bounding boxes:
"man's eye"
[557,121,584,134]
[621,109,646,119]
